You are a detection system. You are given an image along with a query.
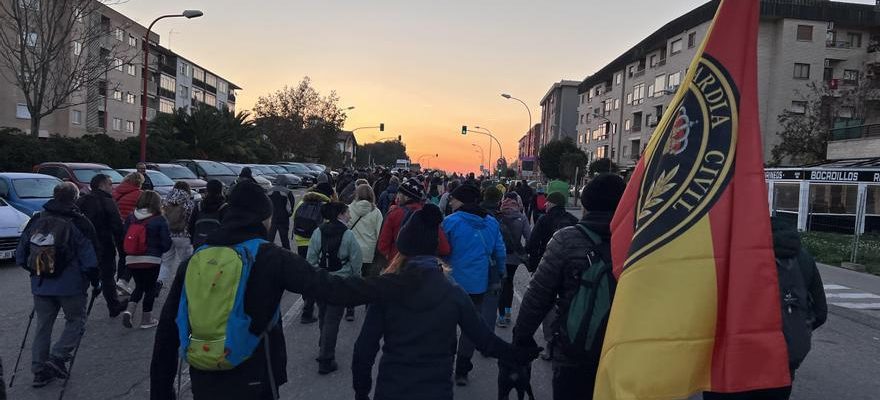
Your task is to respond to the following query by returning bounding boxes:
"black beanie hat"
[398,178,424,201]
[581,173,626,212]
[206,179,224,196]
[482,186,503,205]
[396,203,443,256]
[321,202,348,221]
[228,180,272,220]
[450,184,481,204]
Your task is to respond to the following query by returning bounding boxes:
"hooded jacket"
[123,209,172,266]
[76,188,123,258]
[268,177,296,224]
[378,202,451,261]
[307,220,363,279]
[163,189,194,238]
[525,205,577,271]
[16,199,98,297]
[348,200,384,264]
[352,256,513,400]
[292,191,331,248]
[513,211,612,367]
[377,183,399,216]
[441,204,506,294]
[498,207,531,266]
[187,194,226,246]
[113,181,142,220]
[150,205,422,400]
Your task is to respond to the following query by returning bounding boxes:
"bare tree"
[0,0,136,136]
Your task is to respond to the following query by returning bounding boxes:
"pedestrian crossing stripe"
[824,283,880,310]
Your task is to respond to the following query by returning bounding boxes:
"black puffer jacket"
[525,205,578,271]
[513,211,613,367]
[76,189,123,258]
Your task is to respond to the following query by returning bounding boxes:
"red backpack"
[536,193,548,212]
[124,217,154,255]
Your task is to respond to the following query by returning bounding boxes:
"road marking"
[824,284,850,290]
[824,283,880,310]
[826,293,880,299]
[828,302,880,310]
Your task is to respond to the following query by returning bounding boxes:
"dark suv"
[170,160,237,188]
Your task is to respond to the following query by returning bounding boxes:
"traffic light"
[461,125,467,135]
[397,135,402,141]
[379,123,385,132]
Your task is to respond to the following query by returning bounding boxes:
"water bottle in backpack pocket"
[25,214,74,278]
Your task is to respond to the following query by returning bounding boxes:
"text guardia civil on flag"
[595,0,790,398]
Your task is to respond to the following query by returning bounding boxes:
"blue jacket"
[17,200,98,297]
[122,209,172,265]
[441,205,506,294]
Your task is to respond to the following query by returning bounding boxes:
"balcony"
[831,123,880,141]
[657,58,667,67]
[827,124,880,160]
[227,93,236,102]
[159,62,176,77]
[158,87,175,100]
[633,68,646,78]
[826,40,853,49]
[147,81,158,96]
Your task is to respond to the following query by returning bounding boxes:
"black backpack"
[777,251,815,370]
[293,201,324,238]
[192,204,226,248]
[318,222,348,272]
[494,211,525,258]
[25,213,74,279]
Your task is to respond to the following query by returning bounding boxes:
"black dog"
[498,361,535,400]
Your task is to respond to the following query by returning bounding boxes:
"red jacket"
[378,202,450,261]
[113,182,141,221]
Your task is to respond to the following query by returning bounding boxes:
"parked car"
[118,169,175,197]
[0,173,61,216]
[304,163,327,173]
[147,163,208,193]
[221,163,272,191]
[34,162,124,194]
[0,196,30,261]
[277,163,318,185]
[170,160,237,188]
[249,165,303,188]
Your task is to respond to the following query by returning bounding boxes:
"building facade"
[577,0,880,169]
[517,123,542,177]
[0,0,238,140]
[539,80,580,149]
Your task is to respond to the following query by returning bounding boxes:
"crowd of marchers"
[1,163,827,400]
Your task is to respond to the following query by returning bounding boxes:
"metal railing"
[827,40,853,49]
[830,123,880,141]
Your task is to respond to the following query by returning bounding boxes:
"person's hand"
[511,344,542,365]
[85,269,100,289]
[498,360,535,400]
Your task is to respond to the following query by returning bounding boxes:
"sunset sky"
[111,0,873,173]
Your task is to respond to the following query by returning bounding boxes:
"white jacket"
[347,200,383,263]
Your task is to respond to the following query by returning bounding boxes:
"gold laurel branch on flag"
[637,165,680,221]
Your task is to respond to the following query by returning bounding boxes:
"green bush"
[801,231,880,275]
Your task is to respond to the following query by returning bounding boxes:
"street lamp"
[501,93,533,134]
[467,126,503,171]
[140,10,203,162]
[417,153,439,167]
[472,144,485,171]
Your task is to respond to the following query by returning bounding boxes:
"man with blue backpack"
[511,173,626,400]
[150,181,420,400]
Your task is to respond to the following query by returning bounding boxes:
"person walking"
[121,191,172,329]
[15,182,99,388]
[441,183,506,386]
[306,202,363,374]
[512,174,626,400]
[496,192,531,328]
[76,174,127,317]
[376,177,399,216]
[377,178,450,262]
[159,182,194,294]
[438,180,460,216]
[703,217,828,400]
[352,204,540,400]
[136,162,154,191]
[267,175,295,250]
[113,172,144,222]
[189,180,227,249]
[293,188,331,324]
[516,180,534,219]
[150,181,421,400]
[346,184,384,321]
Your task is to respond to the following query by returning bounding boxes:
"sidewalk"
[819,263,880,311]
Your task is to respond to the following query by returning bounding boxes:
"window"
[24,32,37,47]
[790,101,807,114]
[580,114,584,124]
[179,62,191,77]
[126,63,136,76]
[160,74,176,91]
[126,92,136,104]
[205,93,217,107]
[613,99,620,110]
[615,73,622,85]
[626,93,633,105]
[688,32,697,48]
[624,119,632,131]
[17,104,32,119]
[670,39,683,55]
[192,88,204,103]
[159,98,175,114]
[128,35,137,47]
[112,90,122,101]
[668,71,681,89]
[796,25,813,41]
[632,112,643,132]
[596,146,607,159]
[654,74,667,96]
[843,69,859,85]
[205,73,217,87]
[649,55,657,68]
[114,58,123,71]
[604,101,612,115]
[73,41,82,56]
[580,94,584,105]
[179,85,189,99]
[218,80,228,94]
[125,120,135,133]
[793,63,810,79]
[847,32,862,48]
[112,117,122,131]
[71,109,81,125]
[193,66,204,82]
[114,27,124,41]
[632,83,646,105]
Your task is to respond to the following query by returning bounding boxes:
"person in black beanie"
[352,204,540,400]
[512,173,626,400]
[150,181,422,400]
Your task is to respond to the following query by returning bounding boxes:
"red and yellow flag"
[596,0,790,398]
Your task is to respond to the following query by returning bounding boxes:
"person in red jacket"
[377,178,450,262]
[113,172,144,220]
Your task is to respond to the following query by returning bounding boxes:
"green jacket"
[306,223,363,278]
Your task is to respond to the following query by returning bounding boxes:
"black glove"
[498,360,535,400]
[85,269,100,288]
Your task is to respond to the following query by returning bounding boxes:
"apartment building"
[577,0,880,168]
[0,0,239,139]
[539,80,580,148]
[517,123,542,177]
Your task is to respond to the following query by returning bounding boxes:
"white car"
[0,197,30,261]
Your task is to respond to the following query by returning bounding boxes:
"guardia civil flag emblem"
[595,0,791,398]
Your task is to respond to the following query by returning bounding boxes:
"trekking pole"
[8,307,35,388]
[57,284,101,400]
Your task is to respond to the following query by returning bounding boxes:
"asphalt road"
[0,203,877,399]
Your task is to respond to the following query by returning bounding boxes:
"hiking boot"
[345,307,355,322]
[140,312,158,329]
[454,374,469,386]
[109,300,128,318]
[45,358,69,379]
[116,279,132,296]
[496,314,509,328]
[32,370,55,388]
[317,359,338,375]
[300,314,318,324]
[122,301,138,328]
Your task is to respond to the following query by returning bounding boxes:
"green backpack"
[557,224,616,357]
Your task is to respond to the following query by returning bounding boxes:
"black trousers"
[98,250,122,312]
[553,364,598,400]
[498,263,519,315]
[297,246,315,316]
[455,293,485,376]
[268,222,290,250]
[129,267,160,312]
[703,387,792,400]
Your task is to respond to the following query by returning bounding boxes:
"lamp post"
[501,93,533,134]
[417,153,438,168]
[140,10,203,162]
[467,126,503,174]
[472,144,485,173]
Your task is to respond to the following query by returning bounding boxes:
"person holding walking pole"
[14,182,99,389]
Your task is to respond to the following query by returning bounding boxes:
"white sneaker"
[139,312,158,329]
